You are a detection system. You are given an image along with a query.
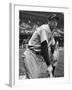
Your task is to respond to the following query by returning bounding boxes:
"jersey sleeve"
[40,29,48,43]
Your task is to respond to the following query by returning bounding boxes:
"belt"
[28,46,41,55]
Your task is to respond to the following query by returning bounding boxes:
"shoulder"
[40,24,50,30]
[37,24,50,34]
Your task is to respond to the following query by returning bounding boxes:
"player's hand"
[47,65,53,72]
[47,65,53,77]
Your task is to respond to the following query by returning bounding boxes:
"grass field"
[19,47,64,78]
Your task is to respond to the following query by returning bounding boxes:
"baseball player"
[22,14,59,78]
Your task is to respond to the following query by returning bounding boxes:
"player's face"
[49,19,57,29]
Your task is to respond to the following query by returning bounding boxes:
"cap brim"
[48,15,59,21]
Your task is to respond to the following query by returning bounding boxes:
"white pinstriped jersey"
[28,24,55,52]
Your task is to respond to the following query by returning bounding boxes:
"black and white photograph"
[9,3,70,87]
[19,10,64,79]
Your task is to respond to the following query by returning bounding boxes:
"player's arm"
[40,29,51,66]
[40,29,53,76]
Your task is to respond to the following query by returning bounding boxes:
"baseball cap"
[48,14,59,21]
